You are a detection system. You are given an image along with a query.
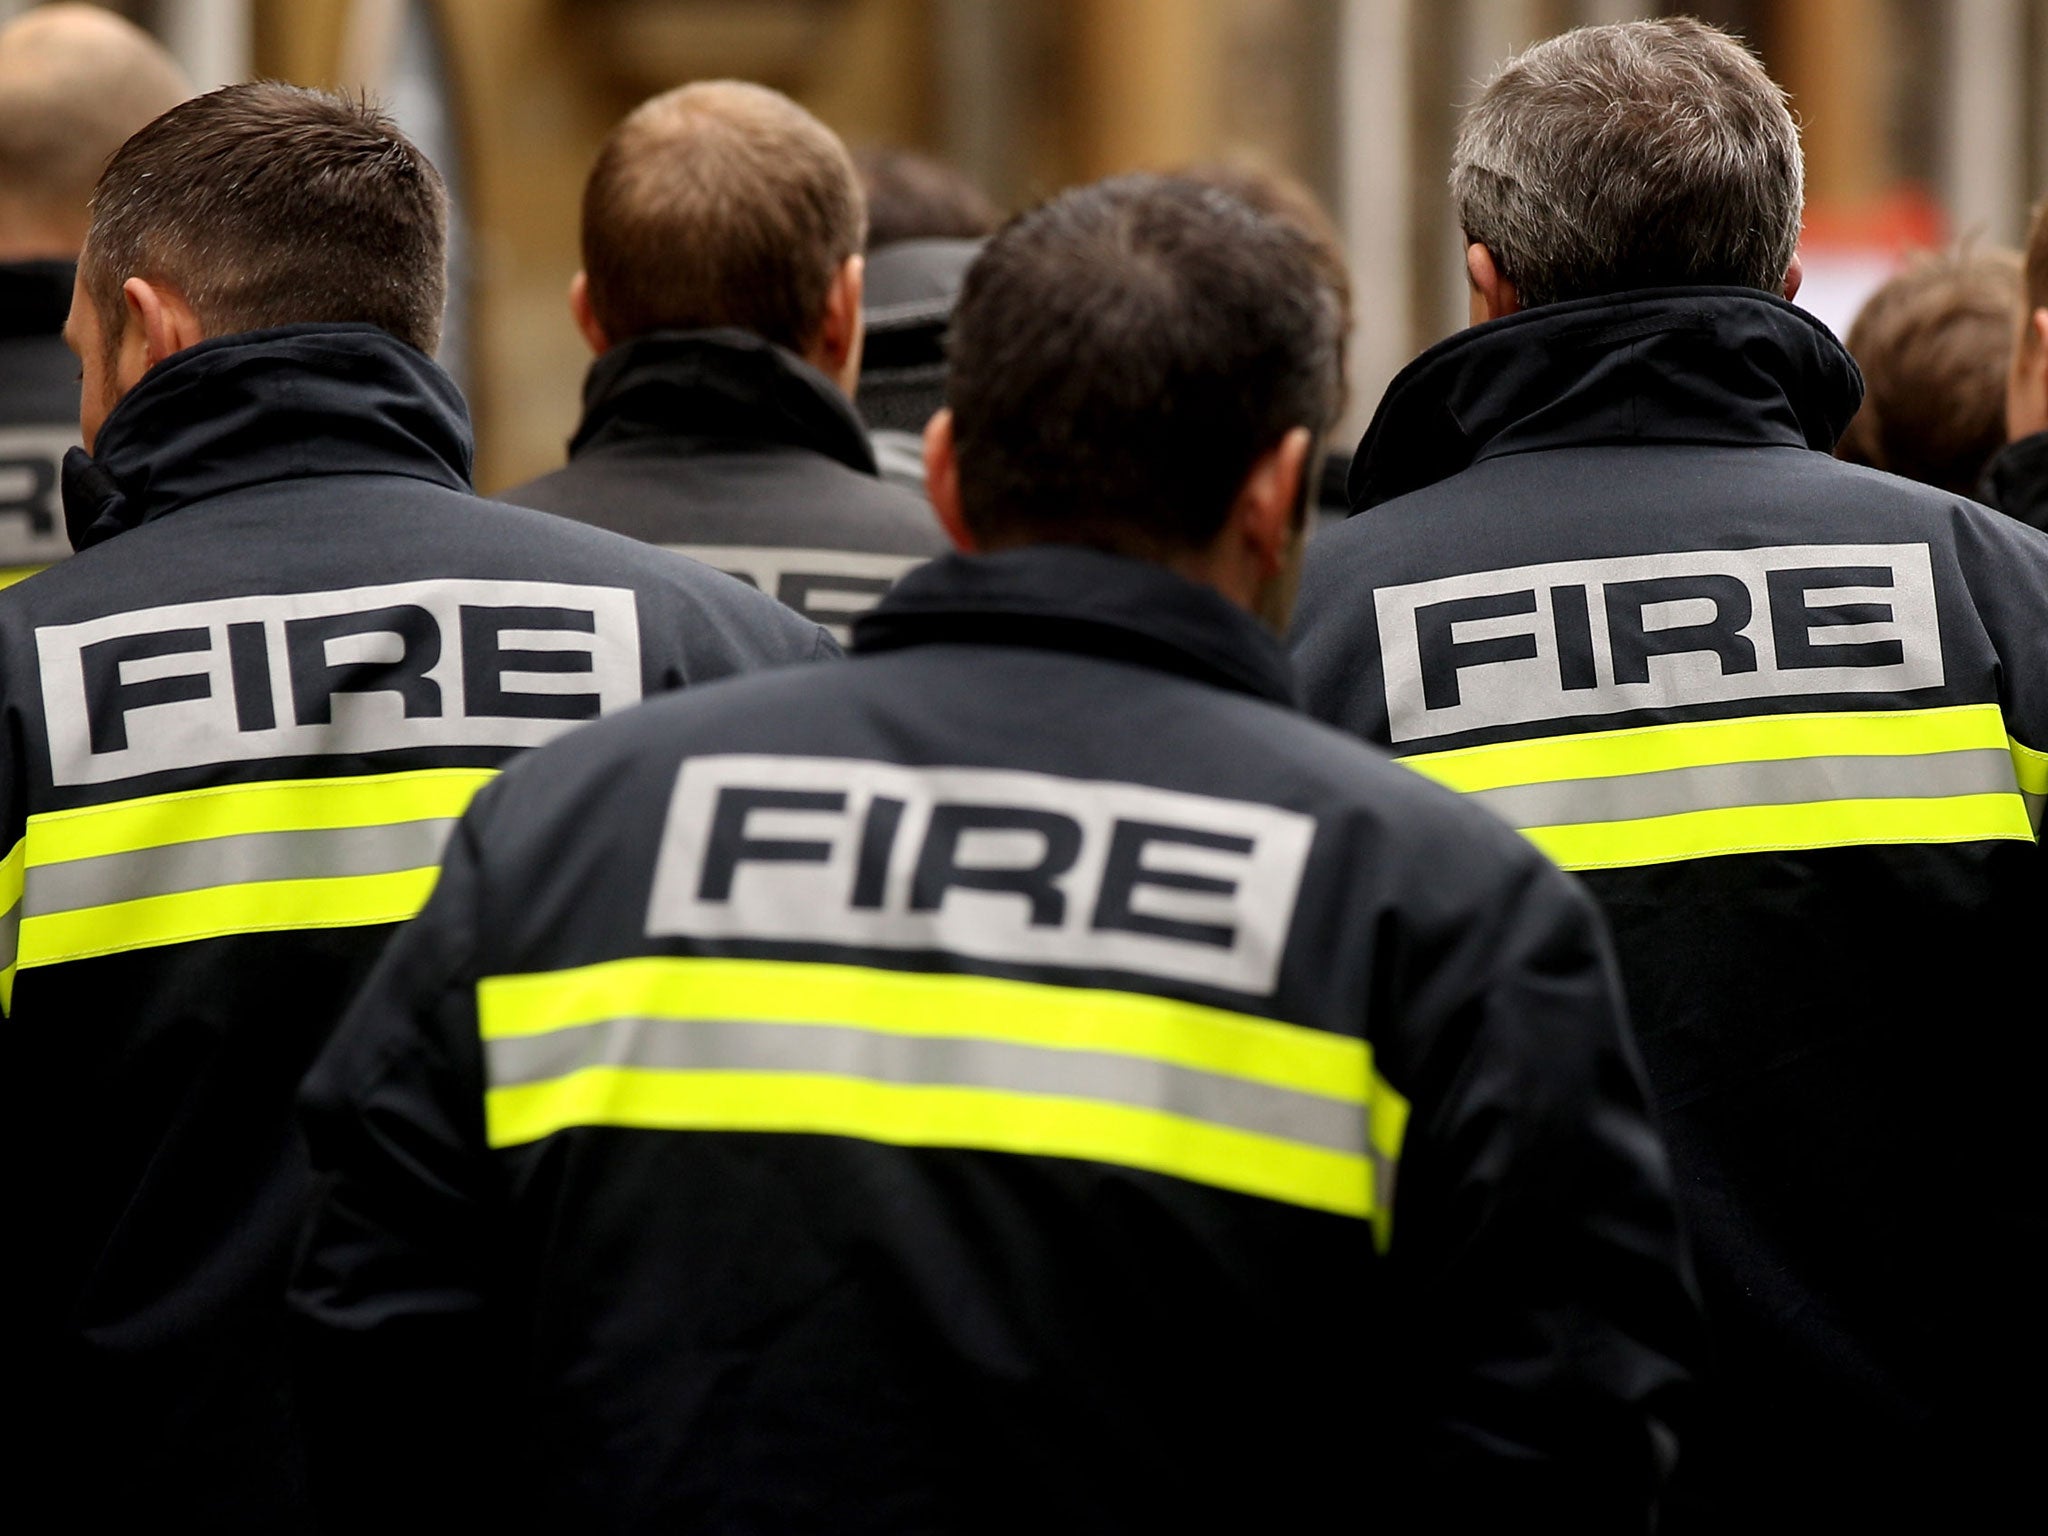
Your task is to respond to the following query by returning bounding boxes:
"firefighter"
[1,82,830,1529]
[500,81,946,642]
[294,174,1696,1534]
[1291,18,2048,1531]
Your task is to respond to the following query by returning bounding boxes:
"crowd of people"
[1,5,2040,1532]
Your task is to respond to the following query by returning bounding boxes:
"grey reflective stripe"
[22,817,459,916]
[2025,790,2045,833]
[0,895,18,974]
[485,1016,1369,1160]
[1463,747,2018,830]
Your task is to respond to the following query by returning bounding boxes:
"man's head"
[573,81,867,394]
[927,175,1342,631]
[853,145,997,251]
[0,3,190,259]
[66,81,447,451]
[1178,160,1354,420]
[1838,247,2021,496]
[2005,202,2048,442]
[1452,17,1804,322]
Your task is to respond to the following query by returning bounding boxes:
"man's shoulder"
[501,441,946,558]
[2,481,820,646]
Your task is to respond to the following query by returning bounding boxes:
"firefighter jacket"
[502,327,948,641]
[1976,426,2048,533]
[1290,288,2048,1534]
[0,259,80,582]
[292,545,1698,1534]
[0,322,832,1531]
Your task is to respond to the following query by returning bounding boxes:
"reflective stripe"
[2009,734,2048,829]
[1465,749,2014,828]
[0,835,23,1010]
[12,767,494,972]
[479,956,1407,1243]
[487,1018,1367,1156]
[29,819,459,912]
[1402,704,2035,871]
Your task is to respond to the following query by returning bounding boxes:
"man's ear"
[568,271,609,355]
[1234,426,1313,578]
[1783,251,1804,303]
[121,276,203,377]
[923,408,975,552]
[811,253,865,397]
[1465,242,1520,325]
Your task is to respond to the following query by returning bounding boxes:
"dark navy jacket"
[1291,289,2048,1533]
[0,259,81,579]
[294,546,1696,1534]
[0,323,830,1531]
[503,329,946,640]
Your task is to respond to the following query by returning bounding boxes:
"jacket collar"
[853,545,1298,707]
[571,328,879,475]
[0,258,76,341]
[61,323,473,551]
[1977,429,2048,533]
[1348,287,1864,511]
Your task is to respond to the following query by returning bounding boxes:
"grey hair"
[1450,17,1803,309]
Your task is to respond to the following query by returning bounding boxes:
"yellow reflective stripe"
[16,865,441,968]
[13,767,497,971]
[479,956,1407,1241]
[0,835,22,1015]
[1403,703,2009,794]
[1524,793,2031,873]
[486,1067,1375,1222]
[0,565,44,590]
[478,955,1368,1104]
[2009,734,2048,797]
[0,835,23,914]
[26,766,497,864]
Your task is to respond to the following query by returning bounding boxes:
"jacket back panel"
[0,472,824,1523]
[1293,438,2048,1520]
[298,610,1693,1532]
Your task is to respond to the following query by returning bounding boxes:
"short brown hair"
[854,145,997,250]
[83,81,447,355]
[1837,248,2022,497]
[948,175,1341,557]
[582,81,865,354]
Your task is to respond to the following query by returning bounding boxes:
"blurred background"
[7,0,2045,491]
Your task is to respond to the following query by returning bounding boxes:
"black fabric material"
[854,546,1297,707]
[294,543,1698,1534]
[1347,286,1863,511]
[1976,427,2048,532]
[68,322,474,546]
[502,329,944,632]
[0,325,831,1532]
[0,259,82,569]
[0,257,75,339]
[1292,287,2048,1532]
[858,238,977,438]
[566,327,876,473]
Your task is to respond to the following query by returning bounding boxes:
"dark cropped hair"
[947,174,1341,557]
[83,81,447,355]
